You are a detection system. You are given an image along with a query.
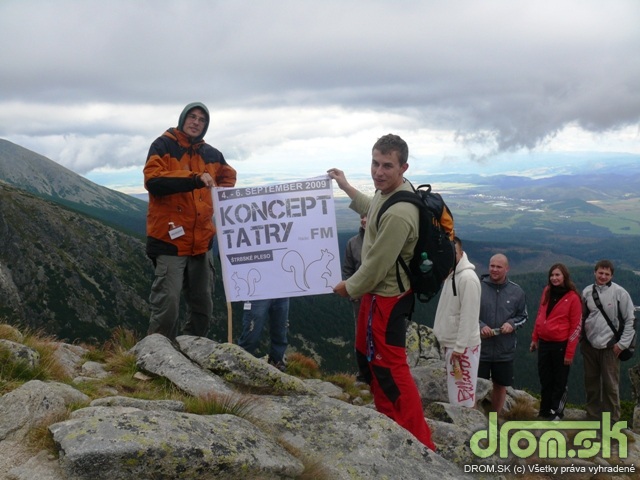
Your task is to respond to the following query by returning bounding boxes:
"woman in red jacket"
[530,263,582,420]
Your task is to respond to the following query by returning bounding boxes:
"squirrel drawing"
[231,269,261,297]
[281,249,335,291]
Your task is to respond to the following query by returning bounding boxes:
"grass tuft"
[26,399,89,456]
[286,352,321,379]
[0,323,24,342]
[105,350,138,377]
[184,393,257,419]
[104,327,139,355]
[278,442,334,480]
[324,372,371,401]
[296,458,334,480]
[0,329,66,391]
[502,394,539,421]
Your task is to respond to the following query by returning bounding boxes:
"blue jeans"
[237,298,289,363]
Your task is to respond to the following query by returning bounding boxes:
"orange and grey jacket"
[144,125,237,257]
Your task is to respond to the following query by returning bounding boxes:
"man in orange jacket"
[144,102,237,341]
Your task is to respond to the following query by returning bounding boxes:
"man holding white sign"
[144,102,237,341]
[328,133,436,451]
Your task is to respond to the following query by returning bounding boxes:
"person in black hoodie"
[342,213,367,322]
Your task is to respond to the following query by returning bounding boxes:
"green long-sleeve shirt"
[345,181,419,298]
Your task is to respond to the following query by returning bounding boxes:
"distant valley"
[335,165,640,273]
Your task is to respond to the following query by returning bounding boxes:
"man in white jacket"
[581,259,636,424]
[433,237,482,408]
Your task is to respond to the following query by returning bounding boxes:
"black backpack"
[376,182,456,304]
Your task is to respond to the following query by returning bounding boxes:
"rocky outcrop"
[2,324,640,479]
[0,339,39,370]
[132,334,236,397]
[0,381,89,444]
[51,409,306,480]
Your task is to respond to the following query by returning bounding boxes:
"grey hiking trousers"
[147,251,215,341]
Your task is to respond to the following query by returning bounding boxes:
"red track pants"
[355,292,436,451]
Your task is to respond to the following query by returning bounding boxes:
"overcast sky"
[1,0,638,193]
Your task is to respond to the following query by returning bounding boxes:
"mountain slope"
[0,183,151,341]
[0,139,147,235]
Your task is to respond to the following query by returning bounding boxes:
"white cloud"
[0,0,638,192]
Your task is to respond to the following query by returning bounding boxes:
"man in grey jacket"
[581,259,636,423]
[478,254,528,414]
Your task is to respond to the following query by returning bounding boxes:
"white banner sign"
[213,176,341,302]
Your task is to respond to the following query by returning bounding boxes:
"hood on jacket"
[455,252,476,275]
[178,102,210,142]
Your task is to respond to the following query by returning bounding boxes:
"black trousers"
[537,339,570,417]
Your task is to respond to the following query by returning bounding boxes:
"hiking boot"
[268,356,287,372]
[354,374,369,388]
